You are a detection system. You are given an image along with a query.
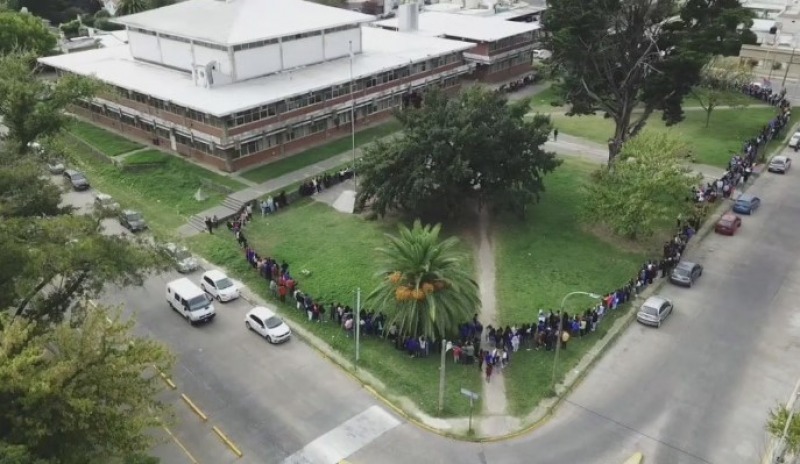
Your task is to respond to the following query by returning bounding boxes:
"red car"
[715,212,742,235]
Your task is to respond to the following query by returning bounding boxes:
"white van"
[166,277,216,325]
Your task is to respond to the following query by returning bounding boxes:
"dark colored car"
[63,169,90,191]
[670,261,703,287]
[732,193,760,215]
[118,210,148,232]
[714,212,742,236]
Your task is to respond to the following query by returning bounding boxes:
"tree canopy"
[0,303,173,464]
[0,11,57,56]
[356,87,560,218]
[582,131,702,239]
[7,0,102,25]
[0,53,96,156]
[367,220,480,340]
[545,0,756,162]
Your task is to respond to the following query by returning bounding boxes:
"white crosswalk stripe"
[282,405,401,464]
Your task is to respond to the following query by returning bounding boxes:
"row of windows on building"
[128,24,360,53]
[227,53,463,128]
[117,52,461,129]
[85,74,459,161]
[488,31,536,52]
[485,50,533,73]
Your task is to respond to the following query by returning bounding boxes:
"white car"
[200,269,240,302]
[532,49,552,60]
[637,296,673,328]
[789,130,800,149]
[245,306,291,344]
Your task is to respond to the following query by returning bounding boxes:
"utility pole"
[782,43,797,90]
[438,338,450,415]
[355,287,361,364]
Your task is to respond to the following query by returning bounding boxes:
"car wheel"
[245,321,251,330]
[688,280,693,288]
[266,335,273,344]
[215,295,221,302]
[657,320,662,328]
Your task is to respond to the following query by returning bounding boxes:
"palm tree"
[367,220,480,340]
[116,0,173,16]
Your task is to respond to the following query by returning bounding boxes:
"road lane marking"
[163,425,201,464]
[212,425,244,458]
[282,406,400,464]
[181,394,209,422]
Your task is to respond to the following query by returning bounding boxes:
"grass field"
[122,149,169,166]
[187,201,483,417]
[240,120,403,184]
[494,159,648,415]
[548,107,780,167]
[69,119,142,156]
[68,142,245,233]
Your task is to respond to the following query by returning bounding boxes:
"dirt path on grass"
[475,206,509,427]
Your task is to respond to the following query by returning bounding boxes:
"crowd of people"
[216,87,792,383]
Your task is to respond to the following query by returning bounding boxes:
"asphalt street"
[57,143,800,463]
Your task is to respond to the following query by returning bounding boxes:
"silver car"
[768,155,791,174]
[637,296,673,328]
[161,242,199,273]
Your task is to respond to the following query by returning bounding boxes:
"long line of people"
[218,92,792,383]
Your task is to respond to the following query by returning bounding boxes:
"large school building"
[39,0,540,172]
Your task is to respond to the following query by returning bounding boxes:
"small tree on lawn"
[583,131,702,240]
[367,220,479,340]
[356,87,559,219]
[692,56,753,127]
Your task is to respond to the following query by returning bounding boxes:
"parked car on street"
[245,306,291,344]
[789,130,800,149]
[670,261,703,287]
[732,193,761,215]
[63,169,90,191]
[532,49,552,59]
[118,209,148,232]
[768,155,791,173]
[637,296,674,328]
[714,212,742,235]
[93,193,120,213]
[160,242,199,273]
[200,269,240,302]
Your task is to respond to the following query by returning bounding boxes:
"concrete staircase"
[222,196,247,212]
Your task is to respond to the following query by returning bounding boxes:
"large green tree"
[356,87,560,218]
[0,303,173,464]
[0,10,57,56]
[9,0,102,25]
[0,53,96,156]
[116,0,174,15]
[583,131,702,239]
[545,0,755,162]
[367,220,480,339]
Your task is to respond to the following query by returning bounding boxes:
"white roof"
[39,27,473,117]
[113,0,376,46]
[374,11,540,42]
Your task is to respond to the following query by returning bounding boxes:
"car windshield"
[736,199,750,206]
[72,174,86,181]
[642,305,658,316]
[126,213,142,221]
[718,219,732,226]
[176,249,192,260]
[187,294,210,311]
[772,159,785,165]
[265,316,284,329]
[216,278,234,289]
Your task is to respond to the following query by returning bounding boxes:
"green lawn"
[187,201,482,417]
[240,120,402,184]
[549,107,780,167]
[122,149,169,166]
[69,119,142,156]
[494,159,647,416]
[67,141,245,233]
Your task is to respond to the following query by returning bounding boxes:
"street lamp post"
[551,291,602,392]
[437,339,453,415]
[348,40,357,189]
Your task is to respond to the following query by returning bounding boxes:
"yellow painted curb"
[180,394,208,422]
[213,425,243,458]
[156,367,177,390]
[623,451,644,464]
